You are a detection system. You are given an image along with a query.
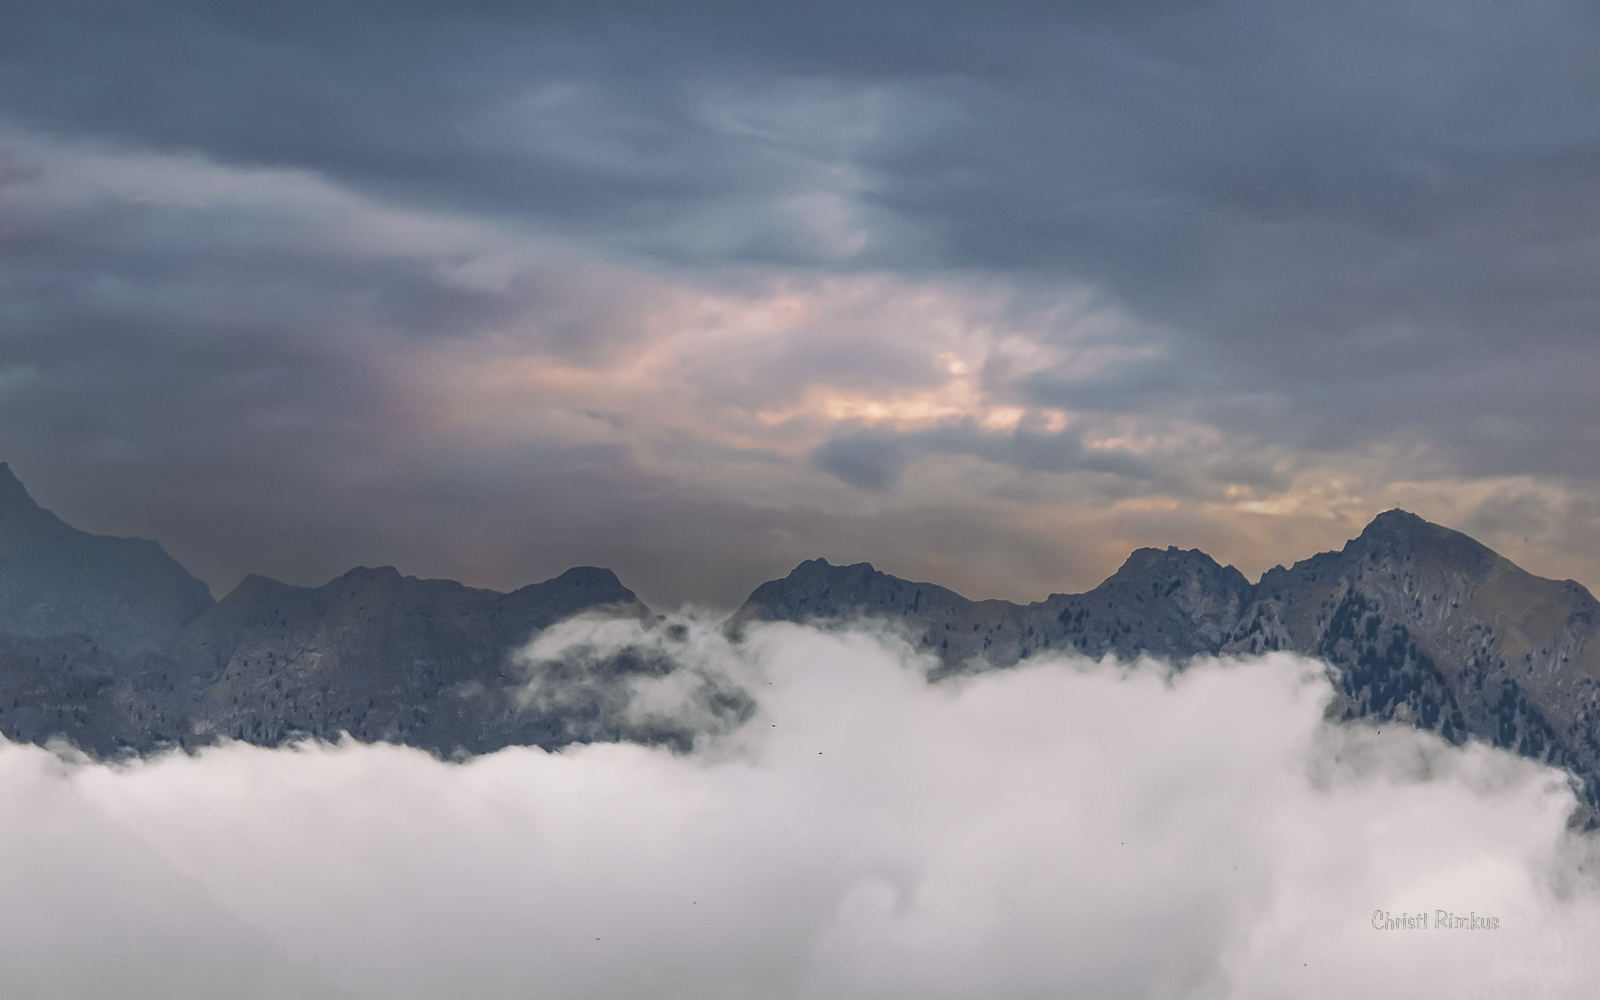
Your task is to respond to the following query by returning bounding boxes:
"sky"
[4,0,1600,608]
[3,621,1596,999]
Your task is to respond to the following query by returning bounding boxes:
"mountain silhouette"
[3,463,1597,817]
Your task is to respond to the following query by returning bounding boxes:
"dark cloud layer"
[3,0,1600,604]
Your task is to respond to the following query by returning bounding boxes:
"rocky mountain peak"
[1361,507,1427,534]
[1104,545,1250,592]
[0,466,213,660]
[0,463,39,514]
[541,566,633,592]
[729,557,956,631]
[0,463,70,547]
[1353,507,1489,561]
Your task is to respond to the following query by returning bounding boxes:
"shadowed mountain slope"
[1224,510,1600,807]
[180,564,653,752]
[0,463,217,754]
[0,467,656,756]
[0,463,213,658]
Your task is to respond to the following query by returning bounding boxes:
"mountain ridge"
[4,465,1599,817]
[0,465,659,755]
[0,463,215,659]
[734,507,1600,814]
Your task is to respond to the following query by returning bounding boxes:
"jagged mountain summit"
[4,461,1600,816]
[730,543,1254,666]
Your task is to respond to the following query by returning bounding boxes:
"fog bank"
[2,620,1597,998]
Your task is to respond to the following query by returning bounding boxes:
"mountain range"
[4,462,1597,817]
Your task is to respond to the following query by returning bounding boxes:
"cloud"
[513,611,755,748]
[5,621,1600,998]
[813,430,910,491]
[0,127,1192,605]
[7,0,1600,601]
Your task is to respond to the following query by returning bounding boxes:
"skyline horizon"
[5,459,1582,612]
[6,0,1600,617]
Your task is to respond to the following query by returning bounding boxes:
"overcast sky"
[4,0,1600,608]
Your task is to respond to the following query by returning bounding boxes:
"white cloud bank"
[2,621,1598,999]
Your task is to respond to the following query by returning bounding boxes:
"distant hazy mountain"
[4,462,1599,819]
[0,463,213,657]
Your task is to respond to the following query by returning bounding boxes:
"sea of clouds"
[2,618,1598,999]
